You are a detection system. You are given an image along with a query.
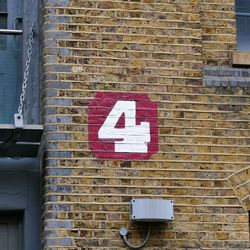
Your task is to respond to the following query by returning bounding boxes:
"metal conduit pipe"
[119,224,151,249]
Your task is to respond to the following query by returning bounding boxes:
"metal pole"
[0,29,23,35]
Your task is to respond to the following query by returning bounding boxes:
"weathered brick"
[41,0,250,249]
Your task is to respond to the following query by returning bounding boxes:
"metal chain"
[17,24,35,115]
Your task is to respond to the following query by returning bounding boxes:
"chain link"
[17,24,35,115]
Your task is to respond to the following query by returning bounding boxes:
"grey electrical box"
[130,199,174,222]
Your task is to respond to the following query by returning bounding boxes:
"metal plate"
[130,199,174,222]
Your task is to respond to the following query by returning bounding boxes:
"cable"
[119,224,151,249]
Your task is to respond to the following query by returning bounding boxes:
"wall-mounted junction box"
[130,199,174,222]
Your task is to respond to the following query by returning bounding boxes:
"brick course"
[41,0,249,249]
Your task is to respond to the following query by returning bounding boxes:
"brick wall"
[41,0,249,249]
[201,0,236,66]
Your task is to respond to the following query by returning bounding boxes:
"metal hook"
[14,16,22,30]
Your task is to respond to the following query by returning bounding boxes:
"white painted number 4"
[98,101,151,153]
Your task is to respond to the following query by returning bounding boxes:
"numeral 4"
[98,101,150,153]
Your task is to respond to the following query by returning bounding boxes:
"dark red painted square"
[88,92,158,160]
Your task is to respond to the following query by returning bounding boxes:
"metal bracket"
[14,16,23,30]
[14,113,24,129]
